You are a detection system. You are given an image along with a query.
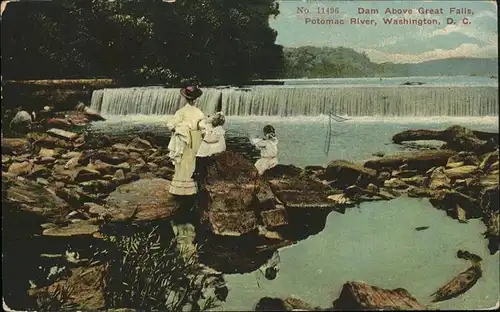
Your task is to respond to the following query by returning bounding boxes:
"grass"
[104,226,222,311]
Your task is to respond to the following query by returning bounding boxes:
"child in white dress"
[196,112,226,158]
[194,112,226,188]
[250,125,278,175]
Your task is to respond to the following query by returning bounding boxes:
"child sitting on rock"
[196,112,226,158]
[250,125,278,175]
[194,112,226,187]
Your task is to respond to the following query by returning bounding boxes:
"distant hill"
[282,47,498,78]
[405,57,498,77]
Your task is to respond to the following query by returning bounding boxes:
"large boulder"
[332,281,425,310]
[323,160,377,188]
[3,173,71,222]
[9,110,32,133]
[202,151,263,236]
[104,178,178,222]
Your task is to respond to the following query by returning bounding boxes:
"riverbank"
[2,115,498,310]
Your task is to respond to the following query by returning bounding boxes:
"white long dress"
[250,137,279,175]
[167,103,206,195]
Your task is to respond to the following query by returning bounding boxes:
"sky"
[269,0,498,63]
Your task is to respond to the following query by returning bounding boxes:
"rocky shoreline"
[2,108,498,311]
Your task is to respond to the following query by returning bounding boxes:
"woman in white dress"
[167,84,206,196]
[250,125,279,175]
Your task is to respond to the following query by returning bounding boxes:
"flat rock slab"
[42,220,100,237]
[3,174,70,221]
[105,178,178,222]
[333,281,426,310]
[47,128,79,141]
[364,150,456,172]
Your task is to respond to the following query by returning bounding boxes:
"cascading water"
[90,85,498,117]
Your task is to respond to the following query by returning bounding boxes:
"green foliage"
[282,46,409,78]
[104,226,221,311]
[2,0,284,85]
[35,285,77,312]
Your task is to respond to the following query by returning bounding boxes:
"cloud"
[364,43,498,63]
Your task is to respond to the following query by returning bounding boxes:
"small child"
[250,125,278,175]
[194,112,226,187]
[196,112,226,158]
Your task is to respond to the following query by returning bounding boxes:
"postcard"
[1,0,498,311]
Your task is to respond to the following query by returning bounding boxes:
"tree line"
[1,0,284,86]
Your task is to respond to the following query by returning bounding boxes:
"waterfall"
[90,87,221,116]
[90,86,498,117]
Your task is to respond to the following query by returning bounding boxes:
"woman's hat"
[180,85,203,100]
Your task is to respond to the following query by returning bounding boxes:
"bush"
[104,226,222,311]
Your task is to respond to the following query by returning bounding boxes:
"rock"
[255,297,316,311]
[324,160,377,188]
[332,281,425,310]
[327,193,355,205]
[8,161,33,176]
[64,157,80,169]
[400,176,427,186]
[34,156,56,165]
[255,297,291,311]
[364,150,456,172]
[112,143,128,152]
[29,164,51,178]
[384,178,408,190]
[126,137,153,150]
[444,165,478,179]
[75,168,101,182]
[446,161,464,169]
[3,174,70,222]
[392,170,418,179]
[392,125,498,153]
[260,208,288,228]
[377,171,391,182]
[42,220,100,236]
[61,151,83,159]
[366,183,379,193]
[431,265,482,303]
[88,160,116,175]
[29,264,107,310]
[268,175,339,209]
[104,178,178,222]
[79,180,112,194]
[115,162,131,171]
[372,151,385,157]
[457,206,468,223]
[2,137,31,155]
[257,226,283,240]
[47,128,79,141]
[428,167,451,190]
[112,169,126,181]
[208,211,258,236]
[10,110,33,133]
[479,150,499,172]
[38,148,57,158]
[264,164,303,179]
[83,202,107,217]
[36,178,50,186]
